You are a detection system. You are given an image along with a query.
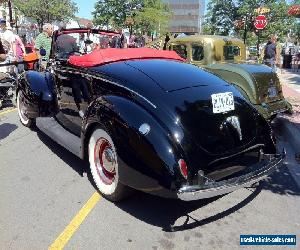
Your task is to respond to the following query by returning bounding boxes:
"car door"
[54,66,92,137]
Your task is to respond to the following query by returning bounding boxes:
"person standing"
[291,41,300,72]
[14,34,27,73]
[275,38,283,74]
[34,23,53,69]
[263,35,277,70]
[0,29,7,80]
[0,19,15,75]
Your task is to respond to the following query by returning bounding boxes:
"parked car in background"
[148,35,292,120]
[248,46,258,60]
[16,28,285,202]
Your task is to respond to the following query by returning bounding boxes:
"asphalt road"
[0,109,299,250]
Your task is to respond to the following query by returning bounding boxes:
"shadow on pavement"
[0,123,18,140]
[269,119,300,196]
[261,167,300,196]
[116,184,262,232]
[36,130,89,176]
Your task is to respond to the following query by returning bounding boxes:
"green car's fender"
[203,64,259,104]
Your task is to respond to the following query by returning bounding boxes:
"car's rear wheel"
[17,91,35,128]
[88,127,131,201]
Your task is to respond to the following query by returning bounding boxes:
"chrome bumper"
[177,150,286,201]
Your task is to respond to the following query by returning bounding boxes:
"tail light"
[178,159,188,179]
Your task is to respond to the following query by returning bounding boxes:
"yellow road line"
[49,192,101,250]
[0,108,17,116]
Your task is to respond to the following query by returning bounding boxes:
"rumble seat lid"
[69,48,185,67]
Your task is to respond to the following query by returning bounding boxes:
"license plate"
[268,86,277,98]
[211,92,235,114]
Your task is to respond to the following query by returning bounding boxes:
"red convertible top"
[69,48,185,67]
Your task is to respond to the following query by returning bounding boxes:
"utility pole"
[8,0,13,27]
[243,16,247,45]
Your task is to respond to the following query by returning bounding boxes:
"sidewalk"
[277,69,300,152]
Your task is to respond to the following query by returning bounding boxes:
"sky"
[74,0,208,20]
[74,1,295,19]
[74,0,97,19]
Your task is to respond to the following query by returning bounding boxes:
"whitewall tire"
[88,127,130,201]
[17,91,35,128]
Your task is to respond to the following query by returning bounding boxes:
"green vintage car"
[148,35,292,120]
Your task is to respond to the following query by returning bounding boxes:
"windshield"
[53,30,121,59]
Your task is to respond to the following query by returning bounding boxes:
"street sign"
[288,5,300,18]
[254,7,270,14]
[254,15,268,30]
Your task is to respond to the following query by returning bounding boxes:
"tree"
[203,0,238,35]
[235,0,295,44]
[13,0,78,29]
[92,0,142,29]
[204,0,299,45]
[134,0,170,35]
[92,0,170,35]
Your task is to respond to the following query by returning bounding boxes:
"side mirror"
[40,48,47,56]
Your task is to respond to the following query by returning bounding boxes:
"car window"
[192,44,204,61]
[172,44,187,59]
[54,32,116,59]
[224,45,241,60]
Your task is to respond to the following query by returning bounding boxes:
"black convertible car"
[16,29,285,201]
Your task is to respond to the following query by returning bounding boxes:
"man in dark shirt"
[264,35,277,68]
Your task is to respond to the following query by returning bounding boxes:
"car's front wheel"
[88,127,131,201]
[17,91,35,128]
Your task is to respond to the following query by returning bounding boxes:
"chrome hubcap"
[94,138,116,185]
[102,148,116,173]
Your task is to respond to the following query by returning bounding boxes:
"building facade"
[163,0,205,34]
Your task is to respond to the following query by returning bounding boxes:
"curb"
[277,116,300,152]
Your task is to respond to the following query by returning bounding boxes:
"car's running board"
[36,117,81,157]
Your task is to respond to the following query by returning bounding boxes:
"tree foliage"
[134,0,170,35]
[92,0,170,35]
[204,0,238,36]
[13,0,78,28]
[92,0,142,29]
[204,0,299,45]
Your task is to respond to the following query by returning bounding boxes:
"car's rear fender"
[205,67,259,104]
[81,95,185,193]
[17,70,57,117]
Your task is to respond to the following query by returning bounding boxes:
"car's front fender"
[17,70,57,118]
